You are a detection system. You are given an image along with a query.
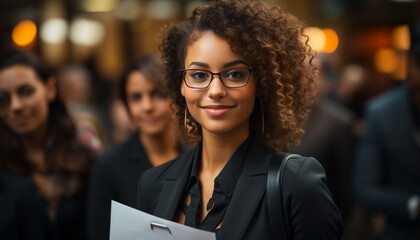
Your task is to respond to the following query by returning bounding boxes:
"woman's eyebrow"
[223,60,248,68]
[187,60,248,69]
[187,62,209,68]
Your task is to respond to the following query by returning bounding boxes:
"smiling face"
[126,71,174,136]
[181,31,256,137]
[0,65,56,135]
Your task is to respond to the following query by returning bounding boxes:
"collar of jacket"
[152,137,274,239]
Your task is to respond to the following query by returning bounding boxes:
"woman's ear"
[181,84,185,97]
[46,77,57,102]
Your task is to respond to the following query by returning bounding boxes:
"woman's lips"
[142,117,158,125]
[202,105,234,117]
[11,116,29,126]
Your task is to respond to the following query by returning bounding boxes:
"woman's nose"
[10,95,23,111]
[207,77,227,99]
[141,95,154,112]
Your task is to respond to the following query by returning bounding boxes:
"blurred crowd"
[0,8,420,240]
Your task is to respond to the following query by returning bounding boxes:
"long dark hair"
[0,52,93,190]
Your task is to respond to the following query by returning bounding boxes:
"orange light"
[374,48,398,74]
[12,20,37,47]
[323,28,339,53]
[391,24,410,51]
[304,27,326,52]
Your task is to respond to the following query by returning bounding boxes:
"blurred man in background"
[354,20,420,240]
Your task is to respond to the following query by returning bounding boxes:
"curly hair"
[160,0,318,151]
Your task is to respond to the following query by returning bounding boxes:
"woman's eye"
[0,93,11,110]
[189,71,209,81]
[19,86,34,97]
[225,70,244,79]
[151,91,164,100]
[130,93,141,102]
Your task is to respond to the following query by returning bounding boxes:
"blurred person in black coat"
[354,20,420,240]
[292,59,356,222]
[87,54,183,240]
[0,172,53,240]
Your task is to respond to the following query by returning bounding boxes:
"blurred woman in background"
[0,52,94,240]
[88,54,183,240]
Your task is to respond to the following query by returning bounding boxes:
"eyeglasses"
[181,67,253,89]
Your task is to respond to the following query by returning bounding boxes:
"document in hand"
[110,201,216,240]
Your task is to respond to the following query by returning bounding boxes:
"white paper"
[110,200,216,240]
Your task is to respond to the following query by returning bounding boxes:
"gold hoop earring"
[184,107,188,137]
[260,101,265,136]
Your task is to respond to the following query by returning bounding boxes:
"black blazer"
[0,172,53,240]
[88,133,152,240]
[137,138,342,240]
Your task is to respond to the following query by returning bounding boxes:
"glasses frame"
[180,67,254,89]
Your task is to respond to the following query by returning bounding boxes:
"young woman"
[88,54,182,240]
[0,52,94,240]
[136,0,343,239]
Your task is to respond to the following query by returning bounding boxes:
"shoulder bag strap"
[267,152,293,240]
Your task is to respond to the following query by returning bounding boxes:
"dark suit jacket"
[0,172,53,240]
[88,134,152,240]
[354,85,420,240]
[137,137,342,240]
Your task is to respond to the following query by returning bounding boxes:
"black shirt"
[180,134,253,232]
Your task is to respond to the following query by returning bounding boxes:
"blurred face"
[181,31,256,136]
[126,71,173,136]
[0,65,56,135]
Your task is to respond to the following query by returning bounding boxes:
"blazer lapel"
[153,147,197,220]
[218,139,273,239]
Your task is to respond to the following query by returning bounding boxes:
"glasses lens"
[184,70,211,88]
[221,68,250,87]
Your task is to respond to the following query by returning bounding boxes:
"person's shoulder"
[0,172,38,199]
[137,151,193,211]
[96,134,142,165]
[282,155,326,191]
[139,147,195,191]
[141,148,194,182]
[0,172,33,189]
[366,84,408,114]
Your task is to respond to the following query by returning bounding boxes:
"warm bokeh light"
[70,18,105,47]
[83,0,118,12]
[40,18,68,44]
[323,28,339,53]
[115,0,140,21]
[374,48,399,74]
[392,52,407,81]
[146,0,180,20]
[391,24,410,51]
[12,20,37,47]
[185,0,207,16]
[304,27,326,52]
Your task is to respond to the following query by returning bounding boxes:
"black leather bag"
[266,152,296,240]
